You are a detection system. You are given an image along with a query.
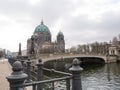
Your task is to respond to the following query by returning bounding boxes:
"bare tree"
[70,46,77,54]
[77,45,82,53]
[118,34,120,41]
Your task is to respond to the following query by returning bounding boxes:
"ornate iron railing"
[7,58,83,90]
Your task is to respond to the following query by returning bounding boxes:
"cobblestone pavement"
[0,59,12,90]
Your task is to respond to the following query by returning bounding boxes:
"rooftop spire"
[41,19,44,25]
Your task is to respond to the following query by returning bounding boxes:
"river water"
[81,63,120,90]
[44,61,120,90]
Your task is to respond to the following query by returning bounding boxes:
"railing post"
[37,59,43,90]
[51,69,55,90]
[53,60,57,70]
[69,58,83,90]
[23,62,27,73]
[21,60,25,72]
[66,78,70,90]
[6,60,28,90]
[26,59,31,82]
[21,60,24,65]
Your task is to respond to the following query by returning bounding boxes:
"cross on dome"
[41,19,44,25]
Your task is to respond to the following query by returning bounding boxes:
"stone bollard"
[6,60,28,90]
[26,59,31,82]
[37,59,43,90]
[69,58,83,90]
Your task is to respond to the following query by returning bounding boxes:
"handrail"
[7,58,83,90]
[43,68,72,76]
[25,76,71,87]
[11,76,72,88]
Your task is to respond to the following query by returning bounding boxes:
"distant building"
[0,48,7,58]
[108,41,120,56]
[27,20,65,55]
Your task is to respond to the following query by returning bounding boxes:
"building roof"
[58,31,64,36]
[34,21,51,34]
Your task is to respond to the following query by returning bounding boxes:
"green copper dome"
[58,31,64,36]
[34,21,51,34]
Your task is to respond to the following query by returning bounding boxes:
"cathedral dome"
[58,31,64,36]
[34,21,51,34]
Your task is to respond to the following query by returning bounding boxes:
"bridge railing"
[7,58,83,90]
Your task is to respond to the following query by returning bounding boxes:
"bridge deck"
[41,54,107,62]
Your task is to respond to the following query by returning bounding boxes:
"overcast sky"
[0,0,120,52]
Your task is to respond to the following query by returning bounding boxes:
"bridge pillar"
[69,58,83,90]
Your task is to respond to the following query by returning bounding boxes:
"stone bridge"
[40,54,108,63]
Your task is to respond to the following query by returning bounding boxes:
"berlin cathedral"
[27,20,65,55]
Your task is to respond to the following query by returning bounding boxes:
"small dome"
[58,31,64,36]
[34,21,51,34]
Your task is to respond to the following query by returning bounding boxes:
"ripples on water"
[82,63,120,90]
[45,63,120,90]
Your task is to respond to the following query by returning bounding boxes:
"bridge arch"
[44,56,106,64]
[76,57,105,65]
[44,56,106,70]
[43,55,106,64]
[43,54,107,63]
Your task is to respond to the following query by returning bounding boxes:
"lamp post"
[106,43,109,63]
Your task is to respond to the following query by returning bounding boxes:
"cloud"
[0,0,120,51]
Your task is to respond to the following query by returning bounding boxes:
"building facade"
[108,41,120,56]
[27,21,65,55]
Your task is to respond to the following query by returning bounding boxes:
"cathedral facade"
[27,21,65,55]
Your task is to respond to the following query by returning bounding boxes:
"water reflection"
[82,63,120,90]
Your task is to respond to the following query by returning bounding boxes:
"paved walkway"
[0,59,12,90]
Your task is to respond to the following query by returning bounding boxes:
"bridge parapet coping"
[40,54,107,63]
